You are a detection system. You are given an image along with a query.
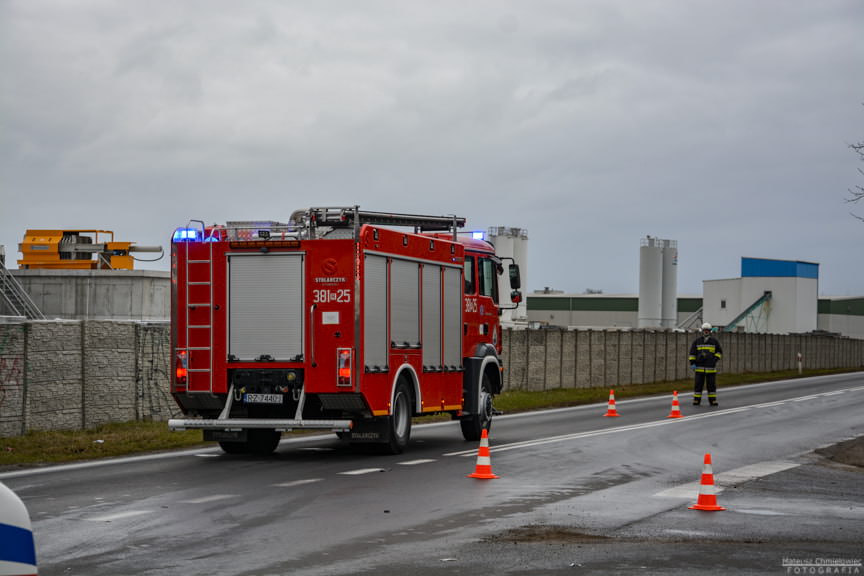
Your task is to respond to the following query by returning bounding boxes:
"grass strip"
[1,422,206,468]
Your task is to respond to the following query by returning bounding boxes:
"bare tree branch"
[850,140,864,220]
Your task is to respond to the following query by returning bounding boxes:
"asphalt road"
[3,372,863,575]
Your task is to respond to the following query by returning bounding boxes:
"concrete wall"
[1,270,170,320]
[0,320,177,437]
[2,320,863,437]
[500,328,864,392]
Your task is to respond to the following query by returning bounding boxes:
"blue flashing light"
[471,231,485,241]
[172,228,200,242]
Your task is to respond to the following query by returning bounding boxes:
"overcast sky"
[2,1,862,296]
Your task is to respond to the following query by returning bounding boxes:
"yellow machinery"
[17,230,163,270]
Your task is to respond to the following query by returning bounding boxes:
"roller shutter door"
[228,254,304,361]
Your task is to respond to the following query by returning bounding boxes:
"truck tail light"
[337,348,352,387]
[176,351,188,384]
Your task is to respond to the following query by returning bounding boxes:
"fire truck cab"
[168,207,521,454]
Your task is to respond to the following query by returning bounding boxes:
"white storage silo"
[488,226,528,324]
[638,237,663,328]
[661,239,678,329]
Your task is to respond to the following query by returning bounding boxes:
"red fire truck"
[168,207,521,454]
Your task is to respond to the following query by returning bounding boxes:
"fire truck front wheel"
[460,372,494,442]
[385,381,413,454]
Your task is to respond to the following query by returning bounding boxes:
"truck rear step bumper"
[168,418,352,432]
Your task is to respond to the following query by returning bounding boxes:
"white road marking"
[444,419,683,457]
[398,459,436,466]
[86,510,152,522]
[272,478,323,487]
[735,508,790,516]
[654,460,799,499]
[339,468,386,475]
[718,460,799,483]
[179,494,235,504]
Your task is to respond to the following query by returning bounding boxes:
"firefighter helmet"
[701,322,712,332]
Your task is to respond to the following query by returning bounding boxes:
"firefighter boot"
[693,394,701,406]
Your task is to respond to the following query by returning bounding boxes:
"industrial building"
[526,244,864,339]
[527,292,864,338]
[528,291,702,330]
[528,252,864,340]
[704,257,818,334]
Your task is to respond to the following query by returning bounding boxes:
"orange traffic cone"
[667,390,683,419]
[689,453,726,511]
[603,389,620,417]
[467,428,498,479]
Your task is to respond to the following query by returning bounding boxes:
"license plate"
[243,393,283,404]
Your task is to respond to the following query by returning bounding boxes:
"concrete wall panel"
[575,330,591,388]
[526,330,547,391]
[561,331,576,389]
[589,331,605,388]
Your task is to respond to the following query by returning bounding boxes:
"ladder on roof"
[0,258,45,319]
[305,207,466,240]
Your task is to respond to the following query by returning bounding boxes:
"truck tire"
[219,429,282,455]
[218,440,249,455]
[384,381,412,454]
[247,429,282,455]
[460,372,493,442]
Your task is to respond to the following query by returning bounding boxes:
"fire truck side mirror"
[508,264,521,290]
[510,290,523,304]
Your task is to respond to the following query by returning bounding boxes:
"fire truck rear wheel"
[247,429,282,454]
[218,429,281,455]
[218,441,248,455]
[385,382,412,454]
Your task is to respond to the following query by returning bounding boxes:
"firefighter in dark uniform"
[689,322,723,406]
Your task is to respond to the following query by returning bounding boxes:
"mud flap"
[342,419,390,443]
